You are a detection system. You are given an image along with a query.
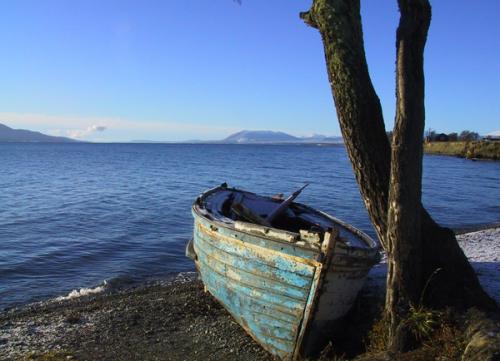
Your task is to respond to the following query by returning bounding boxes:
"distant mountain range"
[132,130,343,144]
[1,123,342,144]
[0,123,78,143]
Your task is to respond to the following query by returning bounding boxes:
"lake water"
[0,143,499,309]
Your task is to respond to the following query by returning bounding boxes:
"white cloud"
[67,124,107,139]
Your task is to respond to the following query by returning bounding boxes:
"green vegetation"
[424,141,500,160]
[365,308,466,360]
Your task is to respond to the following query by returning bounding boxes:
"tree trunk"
[385,0,430,349]
[300,0,496,315]
[301,0,391,248]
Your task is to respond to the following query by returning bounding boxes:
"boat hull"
[192,216,322,360]
[189,186,379,360]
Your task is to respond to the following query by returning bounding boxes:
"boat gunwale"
[195,220,321,271]
[192,185,379,255]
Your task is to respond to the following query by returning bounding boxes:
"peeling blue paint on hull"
[188,186,380,360]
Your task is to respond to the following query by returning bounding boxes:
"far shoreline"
[424,140,500,160]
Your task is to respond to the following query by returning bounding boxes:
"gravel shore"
[1,228,498,361]
[0,276,272,361]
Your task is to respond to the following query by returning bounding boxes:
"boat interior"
[200,188,371,249]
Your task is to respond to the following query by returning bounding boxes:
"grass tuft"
[404,305,440,341]
[364,308,466,361]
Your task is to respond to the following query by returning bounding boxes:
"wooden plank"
[192,213,323,361]
[195,243,310,301]
[194,213,320,259]
[194,229,312,289]
[196,222,316,276]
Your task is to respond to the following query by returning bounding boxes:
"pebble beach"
[1,228,498,361]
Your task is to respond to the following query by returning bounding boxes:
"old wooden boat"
[186,184,380,360]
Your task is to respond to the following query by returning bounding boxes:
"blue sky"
[0,0,498,141]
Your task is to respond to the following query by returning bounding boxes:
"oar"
[265,183,309,224]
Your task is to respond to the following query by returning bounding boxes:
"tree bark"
[385,0,430,349]
[300,0,496,314]
[301,1,391,248]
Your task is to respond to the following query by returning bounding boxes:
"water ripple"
[0,143,498,308]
